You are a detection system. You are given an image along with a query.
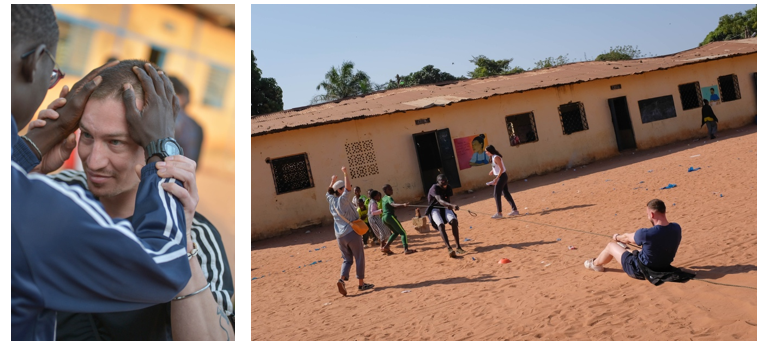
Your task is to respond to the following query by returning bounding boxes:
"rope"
[464,208,641,248]
[413,206,756,290]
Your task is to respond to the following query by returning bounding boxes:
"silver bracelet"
[172,282,210,301]
[20,135,42,160]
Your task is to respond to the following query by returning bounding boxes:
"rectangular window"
[678,82,702,110]
[148,46,167,68]
[345,140,379,179]
[558,102,588,135]
[56,19,94,77]
[638,95,677,123]
[270,153,314,195]
[718,74,741,102]
[505,112,538,145]
[203,65,230,108]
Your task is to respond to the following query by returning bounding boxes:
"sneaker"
[358,283,374,291]
[711,135,716,140]
[507,210,520,217]
[337,279,347,296]
[584,259,605,272]
[491,213,503,219]
[455,247,466,254]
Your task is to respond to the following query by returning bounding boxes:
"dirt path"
[252,125,756,340]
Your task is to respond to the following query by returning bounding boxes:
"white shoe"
[507,210,519,217]
[491,213,503,219]
[584,259,605,272]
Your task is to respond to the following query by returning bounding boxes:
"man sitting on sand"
[584,199,683,280]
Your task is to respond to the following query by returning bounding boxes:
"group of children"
[352,185,418,255]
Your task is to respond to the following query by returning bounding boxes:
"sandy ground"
[251,125,757,341]
[196,158,235,288]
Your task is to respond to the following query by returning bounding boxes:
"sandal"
[381,247,393,255]
[455,247,466,254]
[358,283,374,291]
[404,249,418,255]
[337,279,347,296]
[448,248,457,258]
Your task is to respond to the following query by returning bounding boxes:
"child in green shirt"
[381,184,417,255]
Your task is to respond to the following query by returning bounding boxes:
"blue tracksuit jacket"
[10,118,191,340]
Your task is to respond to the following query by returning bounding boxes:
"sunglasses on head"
[21,48,65,89]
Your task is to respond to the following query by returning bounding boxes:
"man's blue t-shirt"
[634,223,682,270]
[710,93,720,102]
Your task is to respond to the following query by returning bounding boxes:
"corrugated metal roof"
[252,38,756,136]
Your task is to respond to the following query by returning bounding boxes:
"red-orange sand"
[252,125,756,340]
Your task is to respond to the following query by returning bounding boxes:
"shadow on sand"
[685,264,757,280]
[373,274,517,292]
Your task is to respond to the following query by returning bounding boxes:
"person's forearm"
[171,261,234,341]
[343,171,351,191]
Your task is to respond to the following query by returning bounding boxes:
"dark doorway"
[608,96,637,151]
[412,129,461,197]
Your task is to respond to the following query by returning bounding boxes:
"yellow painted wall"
[252,54,756,241]
[44,4,234,171]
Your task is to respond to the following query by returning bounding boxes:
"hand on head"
[122,63,180,149]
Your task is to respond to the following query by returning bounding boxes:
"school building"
[47,4,235,170]
[251,38,757,241]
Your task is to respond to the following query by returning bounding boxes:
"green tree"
[251,51,283,117]
[312,61,372,104]
[533,54,571,69]
[699,6,757,46]
[468,55,525,78]
[594,46,645,61]
[386,65,458,89]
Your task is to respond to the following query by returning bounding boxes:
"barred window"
[505,112,538,145]
[558,102,589,135]
[56,20,94,77]
[678,82,702,110]
[344,140,379,179]
[270,153,314,195]
[718,74,741,102]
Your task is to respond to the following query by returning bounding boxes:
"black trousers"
[493,172,517,212]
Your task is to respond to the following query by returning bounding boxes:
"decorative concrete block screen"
[505,112,539,145]
[638,95,677,123]
[270,153,314,195]
[678,82,702,110]
[558,102,589,135]
[345,140,380,179]
[718,74,741,102]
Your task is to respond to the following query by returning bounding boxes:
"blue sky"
[252,4,755,110]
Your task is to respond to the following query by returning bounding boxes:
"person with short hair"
[169,76,204,166]
[352,186,375,246]
[426,174,464,258]
[327,167,373,296]
[30,60,234,340]
[584,199,682,281]
[381,184,417,255]
[367,190,391,252]
[11,5,193,340]
[485,145,519,218]
[708,87,720,105]
[701,99,719,140]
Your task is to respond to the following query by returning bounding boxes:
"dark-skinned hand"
[24,60,120,158]
[122,63,180,151]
